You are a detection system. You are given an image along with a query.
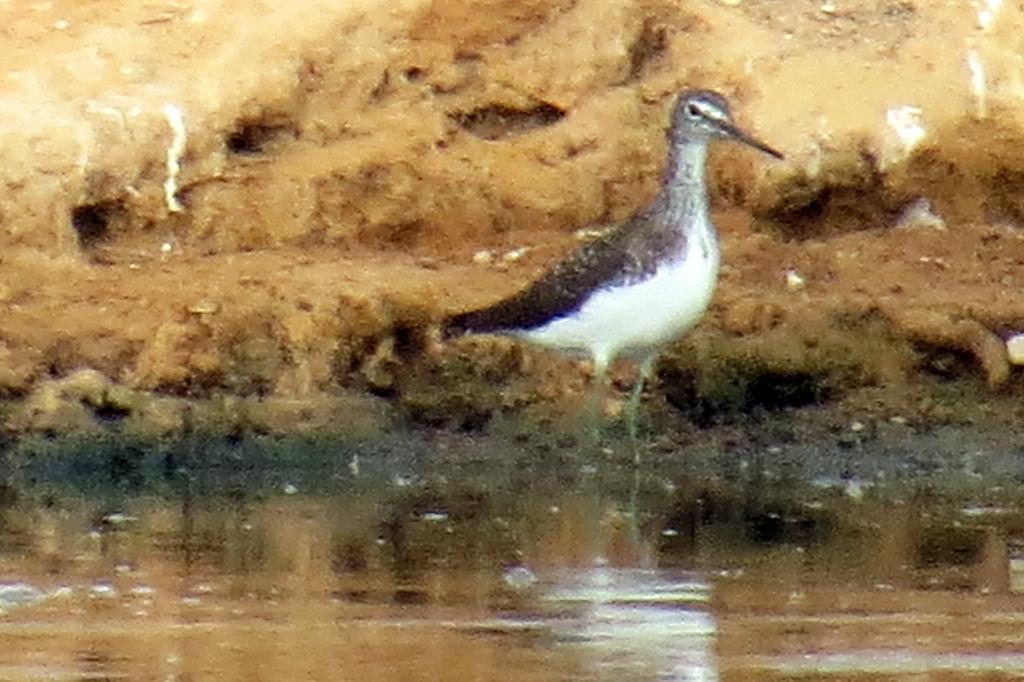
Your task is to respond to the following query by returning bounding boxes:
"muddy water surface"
[1,431,1024,681]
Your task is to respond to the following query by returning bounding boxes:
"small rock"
[1006,333,1024,365]
[502,247,530,263]
[575,227,608,240]
[844,479,867,501]
[472,249,494,265]
[502,566,538,590]
[917,255,948,268]
[850,420,865,432]
[785,269,806,291]
[0,582,46,609]
[102,511,137,526]
[895,198,946,231]
[90,583,119,599]
[50,586,74,600]
[883,106,927,164]
[187,299,220,315]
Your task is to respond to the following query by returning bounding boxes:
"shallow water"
[1,431,1024,681]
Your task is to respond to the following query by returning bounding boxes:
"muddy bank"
[1,0,1024,442]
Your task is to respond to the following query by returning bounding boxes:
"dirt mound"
[2,0,1024,440]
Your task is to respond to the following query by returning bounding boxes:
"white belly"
[518,241,720,367]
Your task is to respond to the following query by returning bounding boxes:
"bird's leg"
[626,356,656,445]
[586,353,611,445]
[624,356,656,565]
[618,359,652,568]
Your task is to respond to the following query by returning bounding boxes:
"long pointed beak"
[722,121,784,160]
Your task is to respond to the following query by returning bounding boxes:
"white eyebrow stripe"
[696,103,729,124]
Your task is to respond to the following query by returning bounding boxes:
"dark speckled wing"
[445,209,679,337]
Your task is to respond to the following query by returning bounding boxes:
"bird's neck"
[658,139,712,241]
[655,137,720,266]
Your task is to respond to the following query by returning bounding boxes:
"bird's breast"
[518,236,720,359]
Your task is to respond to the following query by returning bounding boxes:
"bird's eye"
[685,103,701,118]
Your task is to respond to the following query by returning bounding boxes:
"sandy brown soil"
[2,0,1024,440]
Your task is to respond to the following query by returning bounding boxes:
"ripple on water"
[544,568,718,681]
[740,650,1024,677]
